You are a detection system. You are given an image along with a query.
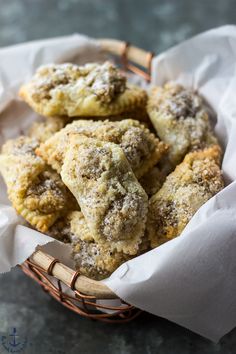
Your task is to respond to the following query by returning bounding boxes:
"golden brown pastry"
[61,136,148,255]
[28,116,69,143]
[36,118,167,178]
[147,83,218,167]
[69,211,132,280]
[48,211,149,280]
[19,62,147,117]
[0,136,77,232]
[147,145,224,248]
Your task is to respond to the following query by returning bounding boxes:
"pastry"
[147,83,217,167]
[0,61,225,280]
[0,136,77,232]
[147,145,224,248]
[19,61,147,117]
[28,116,69,143]
[61,135,148,255]
[36,118,167,178]
[49,211,149,280]
[69,211,131,280]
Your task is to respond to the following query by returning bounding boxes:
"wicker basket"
[20,39,154,323]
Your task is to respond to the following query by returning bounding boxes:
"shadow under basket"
[20,39,154,323]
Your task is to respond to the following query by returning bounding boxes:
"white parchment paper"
[1,26,236,342]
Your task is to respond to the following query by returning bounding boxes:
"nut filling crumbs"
[61,136,148,255]
[0,136,78,232]
[36,119,167,178]
[2,136,39,156]
[147,83,218,166]
[30,62,126,104]
[19,61,147,117]
[158,89,201,119]
[48,211,149,280]
[24,170,70,214]
[147,145,224,248]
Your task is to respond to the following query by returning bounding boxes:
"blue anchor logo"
[1,328,28,353]
[9,328,20,348]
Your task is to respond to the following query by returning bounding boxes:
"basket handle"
[98,38,154,80]
[28,250,116,299]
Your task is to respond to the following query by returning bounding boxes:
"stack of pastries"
[0,61,224,279]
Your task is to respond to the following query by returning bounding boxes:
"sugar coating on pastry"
[0,136,77,232]
[61,136,148,255]
[19,61,147,117]
[69,210,150,253]
[68,211,132,280]
[49,211,149,280]
[28,116,69,143]
[0,136,45,194]
[147,83,218,166]
[147,145,224,248]
[36,119,104,172]
[37,118,167,178]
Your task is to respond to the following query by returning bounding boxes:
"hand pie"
[147,145,224,248]
[19,61,147,117]
[0,136,77,232]
[48,211,149,280]
[36,118,167,178]
[61,136,148,255]
[147,83,218,167]
[69,211,131,280]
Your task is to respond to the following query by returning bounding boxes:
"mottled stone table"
[0,1,235,353]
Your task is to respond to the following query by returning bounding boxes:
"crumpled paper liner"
[0,27,236,342]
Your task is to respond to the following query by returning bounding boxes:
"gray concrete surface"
[0,0,236,353]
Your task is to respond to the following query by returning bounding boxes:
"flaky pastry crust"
[61,136,148,255]
[19,62,147,117]
[69,211,131,280]
[0,136,77,232]
[147,145,224,248]
[48,211,149,280]
[36,119,167,178]
[147,83,218,166]
[28,116,69,143]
